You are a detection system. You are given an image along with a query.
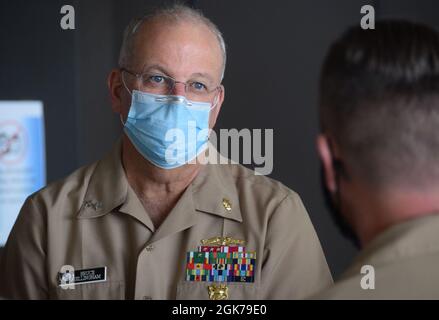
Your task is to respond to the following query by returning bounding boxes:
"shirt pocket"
[176,280,259,300]
[50,281,125,300]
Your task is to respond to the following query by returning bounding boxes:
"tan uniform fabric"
[0,140,332,299]
[313,214,439,299]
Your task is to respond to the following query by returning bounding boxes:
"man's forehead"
[134,18,219,52]
[131,19,223,79]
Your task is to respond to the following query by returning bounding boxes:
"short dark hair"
[319,20,439,188]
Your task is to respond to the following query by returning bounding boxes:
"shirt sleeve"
[260,192,333,299]
[0,195,49,299]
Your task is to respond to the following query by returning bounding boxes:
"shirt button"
[142,296,152,300]
[145,245,154,252]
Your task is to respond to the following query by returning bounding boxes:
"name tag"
[58,266,107,287]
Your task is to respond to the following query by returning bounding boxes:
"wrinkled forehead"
[130,18,224,80]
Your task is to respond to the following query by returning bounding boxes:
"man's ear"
[107,69,125,114]
[316,134,338,193]
[209,85,225,129]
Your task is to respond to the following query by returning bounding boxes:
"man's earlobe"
[316,134,337,193]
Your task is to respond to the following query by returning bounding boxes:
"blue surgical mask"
[122,90,213,169]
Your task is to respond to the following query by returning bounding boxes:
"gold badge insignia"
[208,284,229,300]
[222,198,232,212]
[201,236,245,246]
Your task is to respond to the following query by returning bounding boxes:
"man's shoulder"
[313,249,439,299]
[28,160,99,214]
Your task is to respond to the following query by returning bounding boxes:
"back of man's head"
[320,20,439,190]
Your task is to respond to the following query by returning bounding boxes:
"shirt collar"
[191,156,243,223]
[77,140,243,224]
[77,139,128,219]
[346,213,439,275]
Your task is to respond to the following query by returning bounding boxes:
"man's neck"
[352,186,439,247]
[121,135,201,227]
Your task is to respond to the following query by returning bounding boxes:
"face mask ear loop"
[209,87,222,111]
[119,70,133,127]
[121,71,133,96]
[120,114,126,127]
[205,87,223,141]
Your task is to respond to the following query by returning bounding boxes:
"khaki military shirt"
[313,214,439,299]
[0,140,332,299]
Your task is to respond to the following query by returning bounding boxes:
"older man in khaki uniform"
[0,4,331,299]
[313,20,439,299]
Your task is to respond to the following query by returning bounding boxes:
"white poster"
[0,101,46,246]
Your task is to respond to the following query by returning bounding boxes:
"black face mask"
[320,160,361,249]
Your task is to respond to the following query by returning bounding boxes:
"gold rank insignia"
[208,284,229,300]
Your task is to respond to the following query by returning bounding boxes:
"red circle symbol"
[0,120,28,165]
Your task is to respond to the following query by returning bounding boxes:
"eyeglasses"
[121,68,221,103]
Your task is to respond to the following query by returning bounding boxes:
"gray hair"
[118,3,227,80]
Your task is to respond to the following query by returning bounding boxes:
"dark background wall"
[1,0,438,279]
